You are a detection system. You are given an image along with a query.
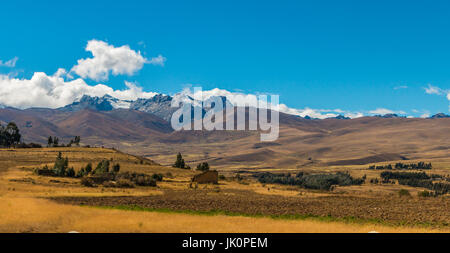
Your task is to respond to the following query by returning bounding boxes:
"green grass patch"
[82,204,448,229]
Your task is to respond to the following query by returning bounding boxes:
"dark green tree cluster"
[76,163,93,177]
[47,136,59,147]
[173,152,186,169]
[52,152,73,177]
[48,136,81,147]
[380,171,450,196]
[34,152,75,177]
[255,172,365,191]
[368,162,432,170]
[68,136,81,147]
[196,162,210,172]
[380,171,430,180]
[0,122,21,147]
[93,159,111,175]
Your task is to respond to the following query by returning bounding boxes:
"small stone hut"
[192,170,219,184]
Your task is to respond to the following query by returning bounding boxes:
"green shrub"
[417,190,432,197]
[93,160,110,175]
[196,162,210,172]
[398,189,411,197]
[65,167,76,178]
[81,178,95,187]
[116,179,135,188]
[112,163,120,173]
[85,163,93,174]
[152,173,164,182]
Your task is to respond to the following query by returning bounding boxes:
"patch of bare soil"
[50,189,450,227]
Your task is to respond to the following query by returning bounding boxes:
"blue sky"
[0,0,449,117]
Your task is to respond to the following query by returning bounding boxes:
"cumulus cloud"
[0,72,157,109]
[0,57,19,68]
[70,40,165,81]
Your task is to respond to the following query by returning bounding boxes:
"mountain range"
[0,94,449,170]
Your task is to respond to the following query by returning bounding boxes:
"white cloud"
[394,85,408,90]
[0,57,19,68]
[148,55,166,66]
[369,108,395,115]
[70,40,165,81]
[425,84,445,95]
[0,72,157,109]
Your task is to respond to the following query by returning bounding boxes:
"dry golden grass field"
[0,147,449,233]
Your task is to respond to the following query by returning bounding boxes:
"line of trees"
[380,171,450,196]
[368,162,432,170]
[255,172,365,191]
[48,136,81,147]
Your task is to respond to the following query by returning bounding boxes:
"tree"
[85,163,93,174]
[74,136,81,146]
[1,122,21,147]
[94,160,110,175]
[196,162,210,172]
[174,152,186,169]
[53,137,59,147]
[112,163,120,173]
[48,136,53,147]
[53,152,68,176]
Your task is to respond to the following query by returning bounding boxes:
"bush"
[116,172,157,187]
[76,168,86,178]
[93,160,110,175]
[85,163,93,174]
[112,163,120,173]
[196,162,210,172]
[417,190,432,197]
[135,175,156,186]
[398,189,411,197]
[152,173,164,182]
[81,178,95,187]
[65,167,76,178]
[116,179,135,188]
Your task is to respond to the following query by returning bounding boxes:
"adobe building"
[192,170,219,184]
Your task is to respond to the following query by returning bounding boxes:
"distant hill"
[430,113,450,119]
[1,94,449,169]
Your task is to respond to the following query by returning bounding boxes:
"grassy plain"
[0,147,449,233]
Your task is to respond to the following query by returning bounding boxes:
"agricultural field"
[0,147,449,233]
